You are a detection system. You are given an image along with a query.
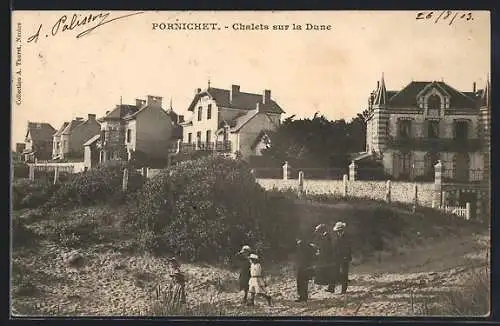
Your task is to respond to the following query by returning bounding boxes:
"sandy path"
[11,231,489,317]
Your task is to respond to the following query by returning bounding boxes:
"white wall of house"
[182,95,219,144]
[125,120,137,153]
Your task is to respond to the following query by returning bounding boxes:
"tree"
[261,110,368,167]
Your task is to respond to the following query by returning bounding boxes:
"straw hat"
[239,245,251,254]
[249,254,259,260]
[314,223,326,233]
[333,221,347,231]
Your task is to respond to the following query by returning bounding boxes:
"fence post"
[349,161,357,181]
[434,160,443,208]
[298,171,304,198]
[53,166,59,184]
[283,161,290,180]
[442,191,448,209]
[385,180,391,203]
[122,168,129,192]
[343,174,348,197]
[466,202,471,221]
[29,164,35,181]
[142,167,148,179]
[412,183,418,213]
[250,169,255,177]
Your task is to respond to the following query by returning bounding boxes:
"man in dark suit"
[294,239,318,302]
[236,245,252,303]
[331,221,352,294]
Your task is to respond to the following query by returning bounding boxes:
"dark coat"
[296,242,317,271]
[332,233,352,263]
[236,253,251,290]
[314,233,335,285]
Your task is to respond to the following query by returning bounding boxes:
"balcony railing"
[169,141,232,154]
[387,137,482,152]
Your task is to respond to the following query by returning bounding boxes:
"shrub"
[132,155,299,263]
[12,161,30,179]
[47,166,144,208]
[12,179,59,210]
[11,214,39,248]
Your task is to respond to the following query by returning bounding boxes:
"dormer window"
[427,95,441,116]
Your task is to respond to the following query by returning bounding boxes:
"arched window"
[427,95,441,117]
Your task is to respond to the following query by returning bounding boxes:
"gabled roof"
[62,119,86,135]
[54,122,69,137]
[187,87,285,114]
[387,81,478,109]
[122,104,178,122]
[230,111,279,133]
[83,134,101,146]
[98,104,139,121]
[25,122,56,142]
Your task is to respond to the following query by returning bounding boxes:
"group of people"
[236,220,351,305]
[295,221,352,302]
[166,220,351,308]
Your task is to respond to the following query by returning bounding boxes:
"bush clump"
[12,179,59,210]
[47,166,144,208]
[132,156,299,263]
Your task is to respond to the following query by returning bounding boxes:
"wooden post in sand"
[385,180,391,203]
[53,166,59,184]
[412,183,418,213]
[298,170,304,197]
[122,168,129,192]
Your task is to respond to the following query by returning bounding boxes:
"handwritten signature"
[27,11,144,43]
[416,11,473,26]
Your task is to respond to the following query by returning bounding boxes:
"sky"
[11,10,490,148]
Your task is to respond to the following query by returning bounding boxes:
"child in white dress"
[247,254,272,306]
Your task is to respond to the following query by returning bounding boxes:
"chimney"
[473,82,477,93]
[87,114,96,120]
[256,102,263,113]
[377,81,380,89]
[195,88,201,95]
[147,95,163,107]
[178,115,184,123]
[263,89,271,105]
[230,84,240,103]
[135,99,146,108]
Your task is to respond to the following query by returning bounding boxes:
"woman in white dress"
[247,254,272,306]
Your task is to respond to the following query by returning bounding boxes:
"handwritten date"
[27,11,144,43]
[416,11,473,25]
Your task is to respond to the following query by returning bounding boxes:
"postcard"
[11,10,491,318]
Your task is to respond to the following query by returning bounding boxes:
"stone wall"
[256,178,435,207]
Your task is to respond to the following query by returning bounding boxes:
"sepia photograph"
[10,10,491,317]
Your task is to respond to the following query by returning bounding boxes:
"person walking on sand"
[247,254,272,306]
[331,221,352,294]
[167,257,187,304]
[313,223,336,293]
[236,245,252,304]
[295,239,318,302]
